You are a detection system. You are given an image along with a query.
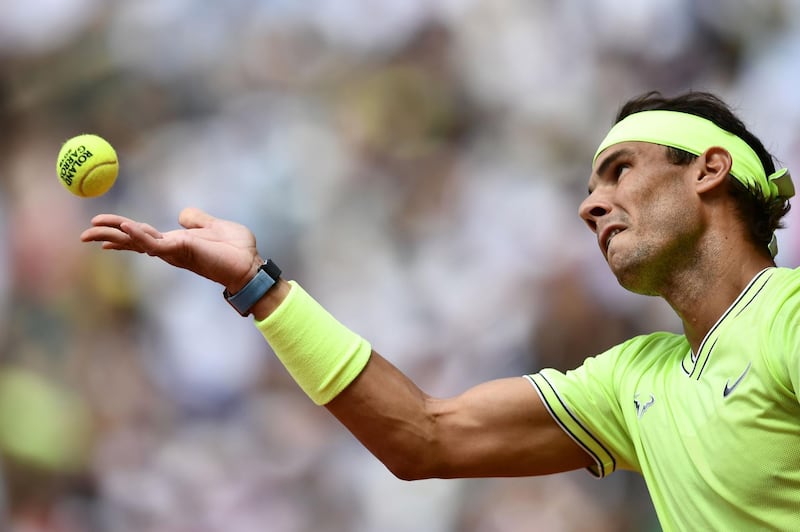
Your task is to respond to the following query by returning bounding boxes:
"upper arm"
[424,375,595,479]
[326,352,593,480]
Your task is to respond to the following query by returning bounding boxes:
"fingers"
[81,216,164,254]
[178,207,217,230]
[119,222,165,255]
[80,225,130,245]
[129,222,162,239]
[85,214,160,234]
[88,213,136,229]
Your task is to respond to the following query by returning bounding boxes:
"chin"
[607,252,660,296]
[616,273,660,296]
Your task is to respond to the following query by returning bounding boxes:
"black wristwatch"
[223,259,282,316]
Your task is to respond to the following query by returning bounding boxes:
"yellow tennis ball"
[56,134,119,197]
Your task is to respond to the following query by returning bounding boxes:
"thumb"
[178,207,217,229]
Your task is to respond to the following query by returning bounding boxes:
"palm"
[154,220,257,285]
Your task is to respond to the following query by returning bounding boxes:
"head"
[580,91,793,293]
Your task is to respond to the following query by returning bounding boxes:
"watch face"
[263,259,282,280]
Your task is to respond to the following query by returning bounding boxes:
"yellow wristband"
[254,281,372,405]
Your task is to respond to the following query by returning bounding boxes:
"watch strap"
[224,259,282,316]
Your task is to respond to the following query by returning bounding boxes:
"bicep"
[426,376,594,478]
[326,352,593,480]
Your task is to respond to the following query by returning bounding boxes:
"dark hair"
[616,91,790,251]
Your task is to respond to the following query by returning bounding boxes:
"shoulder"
[737,267,800,387]
[576,331,687,385]
[535,332,688,395]
[765,266,800,292]
[759,267,800,323]
[727,267,800,336]
[616,331,685,350]
[600,331,687,365]
[763,267,800,340]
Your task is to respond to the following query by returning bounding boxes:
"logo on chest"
[723,361,752,398]
[633,393,656,419]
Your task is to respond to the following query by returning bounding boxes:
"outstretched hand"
[80,207,263,293]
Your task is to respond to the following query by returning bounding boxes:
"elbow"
[383,454,436,481]
[388,466,421,482]
[380,406,458,481]
[377,435,451,481]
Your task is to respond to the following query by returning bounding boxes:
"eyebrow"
[588,147,634,194]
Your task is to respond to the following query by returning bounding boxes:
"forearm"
[252,279,592,480]
[325,353,439,480]
[250,280,441,477]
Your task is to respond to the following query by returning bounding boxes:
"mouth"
[599,225,626,255]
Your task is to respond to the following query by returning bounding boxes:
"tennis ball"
[56,134,118,197]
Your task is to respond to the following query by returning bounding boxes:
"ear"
[694,146,732,194]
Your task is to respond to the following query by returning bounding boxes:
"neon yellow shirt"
[528,267,800,531]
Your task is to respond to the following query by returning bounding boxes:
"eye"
[614,163,631,180]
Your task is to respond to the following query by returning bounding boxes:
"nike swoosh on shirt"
[723,361,752,397]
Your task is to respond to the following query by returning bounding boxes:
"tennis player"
[81,91,799,530]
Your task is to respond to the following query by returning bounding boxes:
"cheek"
[643,193,700,241]
[630,180,697,233]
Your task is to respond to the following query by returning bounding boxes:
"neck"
[660,245,773,354]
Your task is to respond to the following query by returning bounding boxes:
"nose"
[578,191,612,233]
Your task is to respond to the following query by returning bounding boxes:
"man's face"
[579,141,702,295]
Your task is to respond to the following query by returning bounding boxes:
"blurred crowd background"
[1,0,799,531]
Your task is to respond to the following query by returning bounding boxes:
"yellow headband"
[594,110,794,201]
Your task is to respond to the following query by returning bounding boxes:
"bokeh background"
[1,1,799,531]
